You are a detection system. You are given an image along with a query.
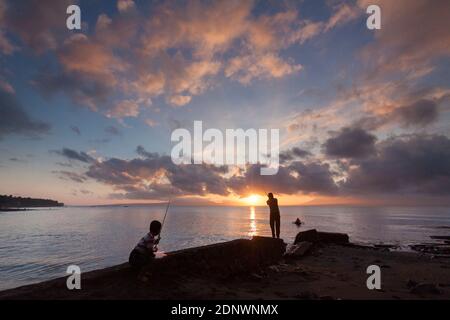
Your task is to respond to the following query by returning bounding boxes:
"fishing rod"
[160,197,171,238]
[154,197,171,250]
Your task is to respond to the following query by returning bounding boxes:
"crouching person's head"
[150,220,162,236]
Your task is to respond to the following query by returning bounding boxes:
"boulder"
[284,241,313,258]
[294,229,349,245]
[294,229,319,243]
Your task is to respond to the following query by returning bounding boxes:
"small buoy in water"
[293,218,302,226]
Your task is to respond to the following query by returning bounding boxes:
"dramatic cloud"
[0,91,50,139]
[229,161,338,196]
[393,99,439,128]
[3,0,74,53]
[85,149,229,198]
[83,146,338,200]
[53,131,450,202]
[323,127,377,159]
[342,134,450,195]
[5,0,361,116]
[280,147,312,163]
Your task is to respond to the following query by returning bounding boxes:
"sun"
[243,194,262,206]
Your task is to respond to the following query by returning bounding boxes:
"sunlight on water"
[0,205,449,291]
[248,207,257,237]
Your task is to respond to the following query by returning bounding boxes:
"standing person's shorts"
[128,248,153,269]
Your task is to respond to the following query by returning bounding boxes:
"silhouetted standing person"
[266,193,280,238]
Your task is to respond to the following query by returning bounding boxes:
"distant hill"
[0,195,64,208]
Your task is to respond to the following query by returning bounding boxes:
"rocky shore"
[1,231,449,300]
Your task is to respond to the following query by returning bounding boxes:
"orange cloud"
[358,0,450,77]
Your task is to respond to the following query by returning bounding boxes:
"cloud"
[228,161,338,196]
[25,0,360,117]
[351,96,441,132]
[0,77,14,94]
[4,0,75,53]
[107,100,140,118]
[168,95,192,107]
[342,134,450,195]
[279,147,312,163]
[323,127,377,159]
[136,145,158,159]
[105,125,122,136]
[85,151,230,198]
[53,170,87,183]
[58,34,125,78]
[393,99,439,128]
[53,148,95,163]
[84,144,338,200]
[325,3,361,32]
[66,131,450,202]
[70,126,81,136]
[144,118,158,127]
[225,53,302,84]
[358,0,450,78]
[0,90,50,139]
[35,68,114,113]
[117,0,135,13]
[0,30,16,55]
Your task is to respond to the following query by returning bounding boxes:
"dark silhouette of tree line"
[0,195,64,209]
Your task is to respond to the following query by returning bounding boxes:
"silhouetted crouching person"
[266,193,280,238]
[129,220,161,269]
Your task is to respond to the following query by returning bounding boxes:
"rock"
[406,280,418,288]
[295,229,319,243]
[268,265,281,273]
[410,244,450,255]
[317,231,349,244]
[284,242,313,258]
[249,273,264,280]
[373,244,398,251]
[430,236,450,240]
[294,229,349,245]
[410,283,442,295]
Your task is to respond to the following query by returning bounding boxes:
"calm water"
[0,205,449,291]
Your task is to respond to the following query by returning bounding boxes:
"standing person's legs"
[275,214,280,239]
[270,214,275,238]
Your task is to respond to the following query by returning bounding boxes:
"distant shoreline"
[1,195,64,210]
[0,208,30,212]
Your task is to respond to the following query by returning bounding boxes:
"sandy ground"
[167,245,450,300]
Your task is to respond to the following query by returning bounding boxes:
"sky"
[0,0,449,206]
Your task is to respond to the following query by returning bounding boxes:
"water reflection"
[248,206,257,237]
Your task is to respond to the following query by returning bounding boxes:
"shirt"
[266,198,280,215]
[134,232,157,255]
